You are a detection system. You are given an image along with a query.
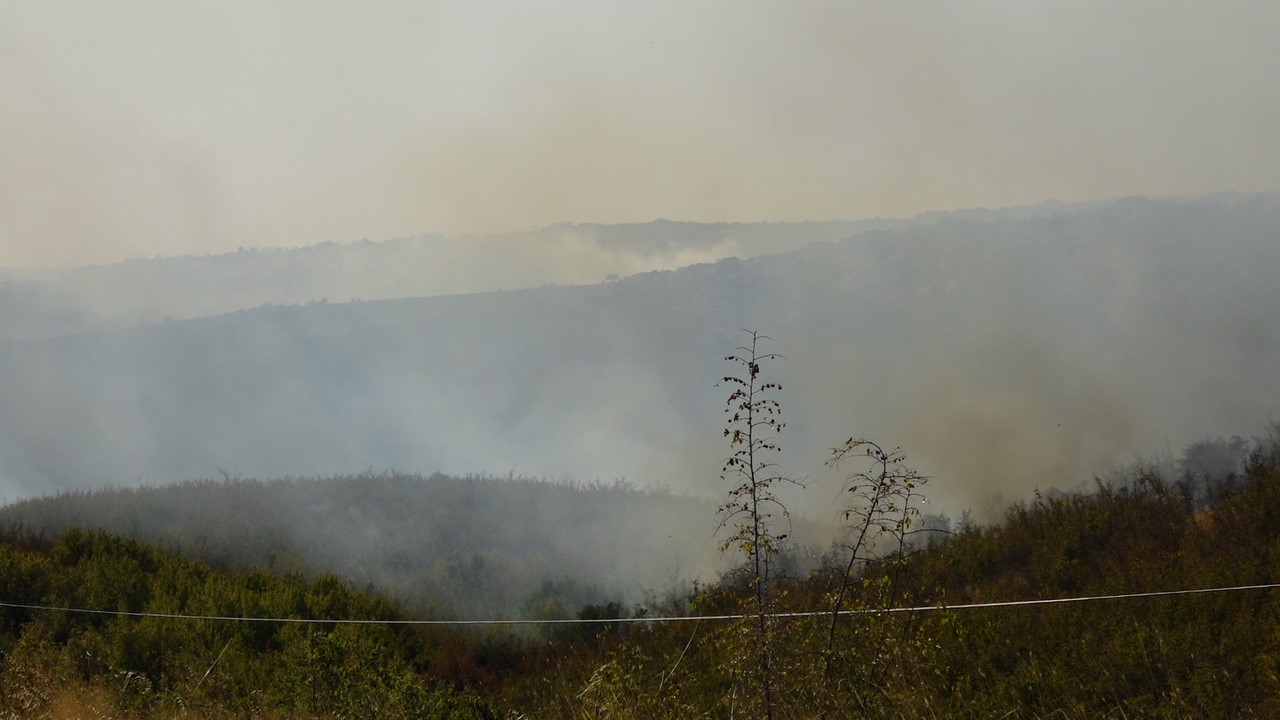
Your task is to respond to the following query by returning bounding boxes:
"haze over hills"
[5,4,1277,713]
[0,194,1277,525]
[0,219,877,338]
[0,472,755,619]
[0,201,1101,340]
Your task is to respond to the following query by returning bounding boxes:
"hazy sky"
[4,1,1278,268]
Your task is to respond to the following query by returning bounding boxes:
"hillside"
[1,194,1278,516]
[0,473,769,619]
[0,528,497,718]
[0,202,1102,340]
[501,437,1280,718]
[0,219,877,336]
[3,435,1279,717]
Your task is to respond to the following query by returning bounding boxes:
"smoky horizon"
[4,3,1279,268]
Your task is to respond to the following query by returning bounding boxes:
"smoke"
[750,196,1280,523]
[0,195,1279,609]
[896,337,1140,519]
[4,1,1279,606]
[3,2,1278,268]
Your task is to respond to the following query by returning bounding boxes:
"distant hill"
[0,277,114,340]
[0,219,882,334]
[0,203,1103,338]
[0,472,829,618]
[1,194,1278,521]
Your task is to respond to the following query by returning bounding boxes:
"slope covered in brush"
[0,528,497,719]
[3,436,1280,717]
[0,473,754,618]
[501,439,1280,718]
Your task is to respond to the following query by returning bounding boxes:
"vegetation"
[820,438,928,690]
[715,331,796,719]
[2,317,1278,716]
[0,473,739,619]
[499,436,1280,718]
[2,433,1279,716]
[0,528,498,718]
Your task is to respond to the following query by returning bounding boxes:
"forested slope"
[0,473,753,619]
[4,439,1280,717]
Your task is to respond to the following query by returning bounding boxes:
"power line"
[3,582,1278,626]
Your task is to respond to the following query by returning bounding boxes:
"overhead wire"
[2,581,1278,626]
